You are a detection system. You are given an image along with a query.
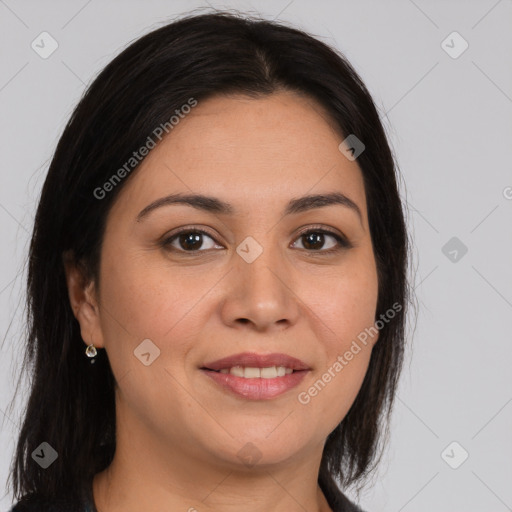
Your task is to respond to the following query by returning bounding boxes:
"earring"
[85,343,97,363]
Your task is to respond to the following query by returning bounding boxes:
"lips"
[202,352,311,372]
[200,352,311,400]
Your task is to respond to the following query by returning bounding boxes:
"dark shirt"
[9,479,365,512]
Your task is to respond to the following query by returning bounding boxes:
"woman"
[7,10,410,512]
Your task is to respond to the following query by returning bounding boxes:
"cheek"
[100,250,209,341]
[299,254,378,417]
[306,253,379,348]
[96,249,217,396]
[97,254,211,424]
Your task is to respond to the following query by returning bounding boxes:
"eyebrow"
[136,191,363,224]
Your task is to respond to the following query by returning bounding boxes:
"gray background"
[1,0,511,510]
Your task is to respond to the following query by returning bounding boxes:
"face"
[68,91,379,470]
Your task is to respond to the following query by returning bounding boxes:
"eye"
[161,226,352,255]
[292,227,351,254]
[161,228,223,253]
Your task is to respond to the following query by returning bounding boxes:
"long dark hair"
[7,8,411,505]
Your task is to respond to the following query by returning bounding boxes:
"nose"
[219,241,301,333]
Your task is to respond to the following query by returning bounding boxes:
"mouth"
[202,351,311,372]
[204,366,297,378]
[200,352,311,400]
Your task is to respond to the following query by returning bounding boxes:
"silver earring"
[85,343,97,363]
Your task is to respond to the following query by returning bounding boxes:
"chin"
[210,428,315,469]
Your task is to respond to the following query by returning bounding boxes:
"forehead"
[109,91,367,221]
[162,91,346,168]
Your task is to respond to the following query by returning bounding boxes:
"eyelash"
[160,225,352,255]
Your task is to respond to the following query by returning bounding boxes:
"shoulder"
[331,492,367,512]
[342,496,366,512]
[9,493,90,512]
[322,479,367,512]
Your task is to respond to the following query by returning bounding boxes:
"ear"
[62,250,105,349]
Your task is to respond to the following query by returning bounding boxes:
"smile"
[200,352,311,400]
[215,366,294,378]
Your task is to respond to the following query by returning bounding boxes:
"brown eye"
[292,228,351,253]
[162,230,221,252]
[177,232,204,251]
[301,232,330,250]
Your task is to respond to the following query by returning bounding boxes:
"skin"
[65,91,379,512]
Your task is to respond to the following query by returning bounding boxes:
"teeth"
[230,366,245,377]
[217,366,294,378]
[260,367,277,378]
[244,367,261,378]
